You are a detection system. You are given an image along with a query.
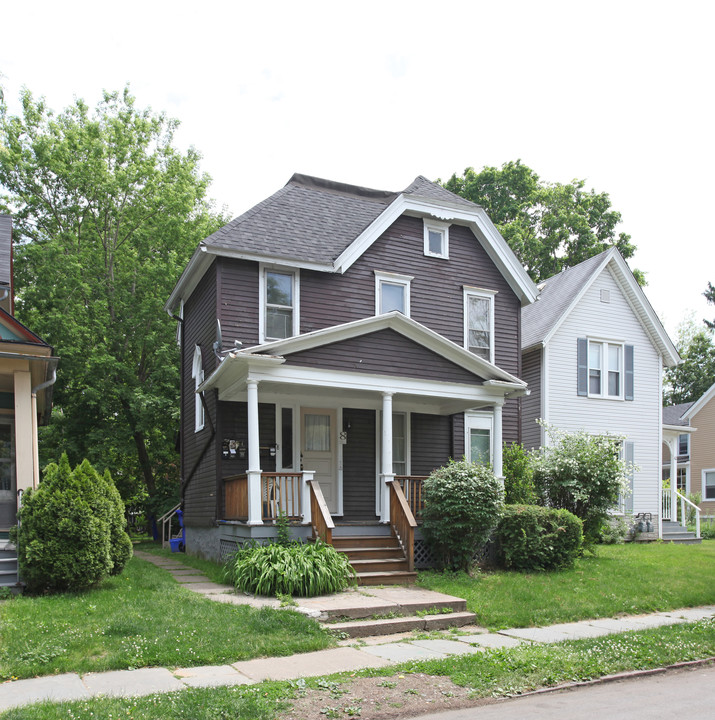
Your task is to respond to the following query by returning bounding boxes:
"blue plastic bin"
[169,538,183,553]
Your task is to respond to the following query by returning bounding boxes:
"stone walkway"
[1,551,713,712]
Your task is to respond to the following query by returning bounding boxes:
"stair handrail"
[387,479,417,572]
[674,489,701,539]
[159,502,182,549]
[307,479,334,544]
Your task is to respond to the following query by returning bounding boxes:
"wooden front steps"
[332,534,417,586]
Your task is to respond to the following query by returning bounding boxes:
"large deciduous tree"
[441,160,641,284]
[704,282,715,330]
[664,316,715,405]
[0,87,226,506]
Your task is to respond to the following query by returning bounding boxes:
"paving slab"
[210,592,278,607]
[170,568,210,575]
[619,613,684,629]
[360,642,447,662]
[232,647,390,681]
[365,586,468,613]
[0,673,89,711]
[299,592,397,619]
[82,668,185,697]
[457,633,525,649]
[543,621,613,639]
[587,618,658,633]
[410,638,484,655]
[176,582,233,594]
[662,607,715,622]
[174,574,212,583]
[174,665,251,688]
[500,627,572,643]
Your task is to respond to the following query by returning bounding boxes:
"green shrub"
[496,504,583,570]
[532,425,632,543]
[503,443,537,504]
[14,454,132,593]
[699,518,715,540]
[421,459,503,571]
[599,516,631,544]
[231,540,356,597]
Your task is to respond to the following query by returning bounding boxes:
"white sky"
[1,0,713,339]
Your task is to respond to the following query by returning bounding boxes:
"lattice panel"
[414,539,497,569]
[414,539,436,569]
[219,538,239,562]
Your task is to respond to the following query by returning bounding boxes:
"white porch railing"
[662,488,701,538]
[159,503,182,549]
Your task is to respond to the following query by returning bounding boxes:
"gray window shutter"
[577,338,588,396]
[624,441,635,514]
[624,345,634,401]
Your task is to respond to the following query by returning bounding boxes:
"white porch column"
[493,401,504,481]
[380,392,395,523]
[669,437,678,522]
[14,371,33,494]
[301,470,315,525]
[246,379,263,525]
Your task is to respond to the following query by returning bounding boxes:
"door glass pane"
[470,428,490,465]
[381,282,405,313]
[305,414,330,452]
[0,425,12,491]
[281,408,293,468]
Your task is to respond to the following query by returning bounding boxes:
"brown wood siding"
[217,257,260,347]
[452,413,465,459]
[503,398,520,446]
[342,408,378,520]
[300,216,521,377]
[284,328,484,385]
[411,413,452,475]
[521,348,543,450]
[181,262,218,526]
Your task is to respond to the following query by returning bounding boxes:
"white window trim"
[463,286,497,365]
[192,346,205,433]
[374,271,413,317]
[465,411,493,466]
[703,468,715,501]
[423,219,450,259]
[587,338,625,400]
[391,410,411,476]
[259,264,300,344]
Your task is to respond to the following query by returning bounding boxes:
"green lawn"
[0,553,333,681]
[4,619,714,719]
[418,540,715,629]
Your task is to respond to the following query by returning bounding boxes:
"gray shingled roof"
[521,250,611,350]
[663,402,693,426]
[202,173,480,264]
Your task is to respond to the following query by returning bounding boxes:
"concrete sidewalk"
[2,551,713,712]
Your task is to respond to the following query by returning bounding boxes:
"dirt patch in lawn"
[278,672,496,719]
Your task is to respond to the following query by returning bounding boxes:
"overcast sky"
[1,0,713,339]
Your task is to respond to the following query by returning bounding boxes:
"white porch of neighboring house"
[662,423,697,528]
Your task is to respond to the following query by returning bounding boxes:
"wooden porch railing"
[388,479,417,571]
[396,475,427,520]
[262,472,303,520]
[224,474,248,520]
[308,479,334,544]
[159,502,182,549]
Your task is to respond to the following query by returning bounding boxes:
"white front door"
[301,408,338,514]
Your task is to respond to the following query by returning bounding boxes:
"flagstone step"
[325,611,477,638]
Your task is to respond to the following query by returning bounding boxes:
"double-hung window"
[586,340,623,398]
[678,433,689,457]
[375,271,412,316]
[703,469,715,500]
[192,346,205,432]
[260,267,299,342]
[463,287,496,363]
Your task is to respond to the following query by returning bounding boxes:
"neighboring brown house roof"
[663,402,694,427]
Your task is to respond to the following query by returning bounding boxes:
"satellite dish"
[213,319,223,357]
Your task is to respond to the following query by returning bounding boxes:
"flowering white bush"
[532,424,635,543]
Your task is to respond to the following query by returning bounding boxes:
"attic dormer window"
[260,266,300,343]
[423,219,449,259]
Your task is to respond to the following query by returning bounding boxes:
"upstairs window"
[578,339,633,400]
[192,346,205,432]
[423,219,449,259]
[463,287,496,363]
[678,433,689,456]
[375,271,412,316]
[260,267,299,342]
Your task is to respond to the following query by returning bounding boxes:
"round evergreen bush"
[16,455,113,593]
[421,459,503,571]
[496,504,583,571]
[14,454,133,593]
[231,540,356,597]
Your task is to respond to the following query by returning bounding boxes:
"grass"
[4,619,714,719]
[0,553,333,681]
[418,540,715,629]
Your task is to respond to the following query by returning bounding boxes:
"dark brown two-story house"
[166,174,538,579]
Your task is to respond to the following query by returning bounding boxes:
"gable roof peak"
[401,175,481,210]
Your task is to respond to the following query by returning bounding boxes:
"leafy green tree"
[0,87,226,503]
[441,160,642,284]
[704,282,715,330]
[664,316,715,404]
